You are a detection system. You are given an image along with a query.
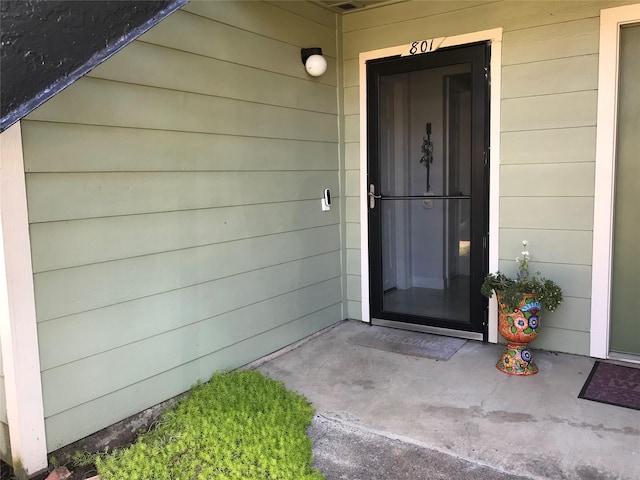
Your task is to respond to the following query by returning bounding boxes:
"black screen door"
[367,42,489,339]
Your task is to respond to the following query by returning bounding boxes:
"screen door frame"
[357,28,503,343]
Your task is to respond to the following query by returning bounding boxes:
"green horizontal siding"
[344,142,359,170]
[344,115,359,143]
[498,230,593,267]
[501,17,599,65]
[496,4,602,354]
[22,0,341,451]
[342,1,630,60]
[181,1,338,58]
[500,163,595,197]
[499,198,594,231]
[44,303,341,451]
[501,91,597,131]
[347,300,362,321]
[345,170,359,197]
[534,327,590,356]
[26,171,339,223]
[343,59,359,87]
[22,123,338,173]
[345,222,360,249]
[502,55,598,99]
[30,200,339,272]
[26,77,337,142]
[342,1,494,33]
[34,225,339,321]
[38,252,341,371]
[501,128,596,165]
[346,275,361,302]
[140,9,337,86]
[269,1,336,29]
[346,249,361,276]
[344,86,359,115]
[42,278,342,417]
[88,41,337,115]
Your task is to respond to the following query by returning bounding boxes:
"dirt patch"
[1,459,96,480]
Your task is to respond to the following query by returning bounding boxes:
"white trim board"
[591,3,640,359]
[358,28,502,343]
[0,122,48,475]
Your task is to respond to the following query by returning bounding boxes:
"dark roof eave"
[0,0,189,133]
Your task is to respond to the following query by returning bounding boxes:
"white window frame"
[358,28,502,342]
[591,4,640,359]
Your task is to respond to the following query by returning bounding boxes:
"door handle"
[368,184,381,209]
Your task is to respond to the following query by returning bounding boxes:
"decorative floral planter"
[496,294,541,376]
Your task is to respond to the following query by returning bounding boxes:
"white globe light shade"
[305,54,327,77]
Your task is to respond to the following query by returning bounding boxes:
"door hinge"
[483,150,488,165]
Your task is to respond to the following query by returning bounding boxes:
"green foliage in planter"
[93,370,323,480]
[481,240,563,313]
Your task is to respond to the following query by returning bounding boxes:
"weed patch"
[92,370,323,480]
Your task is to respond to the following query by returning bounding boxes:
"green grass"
[92,370,323,480]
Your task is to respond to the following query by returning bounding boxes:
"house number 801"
[409,40,434,54]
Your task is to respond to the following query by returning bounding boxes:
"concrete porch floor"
[257,321,639,480]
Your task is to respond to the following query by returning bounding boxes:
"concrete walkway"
[258,321,639,480]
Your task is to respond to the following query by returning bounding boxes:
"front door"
[367,42,489,339]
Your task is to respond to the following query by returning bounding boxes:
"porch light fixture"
[301,48,327,77]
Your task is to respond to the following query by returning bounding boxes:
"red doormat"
[578,361,640,410]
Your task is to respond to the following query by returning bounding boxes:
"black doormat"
[578,361,640,410]
[349,326,466,361]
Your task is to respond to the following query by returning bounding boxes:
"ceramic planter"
[496,294,541,375]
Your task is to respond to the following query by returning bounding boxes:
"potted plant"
[481,240,563,376]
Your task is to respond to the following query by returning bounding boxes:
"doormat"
[349,326,466,361]
[578,361,640,411]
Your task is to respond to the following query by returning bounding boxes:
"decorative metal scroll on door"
[419,122,434,192]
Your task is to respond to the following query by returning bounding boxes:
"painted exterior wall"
[5,0,637,461]
[342,0,636,355]
[21,0,341,451]
[0,344,9,464]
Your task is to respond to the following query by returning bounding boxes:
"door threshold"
[372,318,483,341]
[608,351,640,365]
